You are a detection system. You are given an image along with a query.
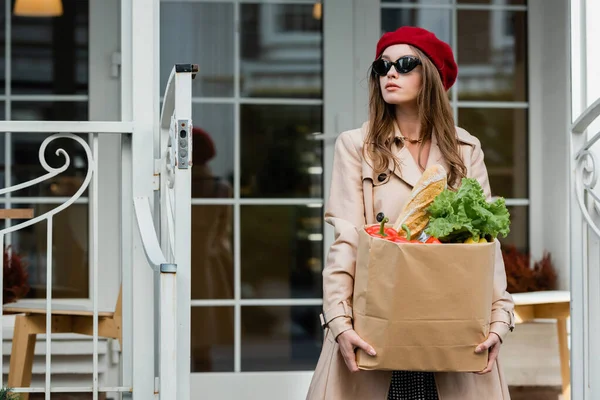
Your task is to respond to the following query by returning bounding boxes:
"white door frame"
[570,1,600,399]
[122,0,160,397]
[186,0,378,398]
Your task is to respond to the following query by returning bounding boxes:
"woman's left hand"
[474,332,501,374]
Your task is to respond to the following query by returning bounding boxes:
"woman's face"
[378,44,422,106]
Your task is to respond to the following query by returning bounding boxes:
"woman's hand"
[337,329,377,373]
[475,332,501,374]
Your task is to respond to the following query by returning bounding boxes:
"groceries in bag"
[354,164,511,372]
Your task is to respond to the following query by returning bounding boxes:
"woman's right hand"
[337,329,377,373]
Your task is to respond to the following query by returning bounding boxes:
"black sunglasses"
[372,56,421,76]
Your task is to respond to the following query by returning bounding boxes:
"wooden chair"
[3,289,122,399]
[512,290,571,400]
[1,204,122,399]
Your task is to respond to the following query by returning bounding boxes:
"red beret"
[192,127,216,165]
[375,26,457,90]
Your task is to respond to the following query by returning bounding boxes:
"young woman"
[306,26,515,400]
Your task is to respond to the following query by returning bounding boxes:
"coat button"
[378,173,387,182]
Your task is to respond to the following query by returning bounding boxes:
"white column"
[174,70,192,400]
[570,0,600,398]
[128,0,160,398]
[583,1,600,397]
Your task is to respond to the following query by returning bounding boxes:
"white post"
[583,4,600,398]
[173,68,192,400]
[130,0,160,397]
[159,267,178,398]
[570,1,600,398]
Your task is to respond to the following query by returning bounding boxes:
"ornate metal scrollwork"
[0,133,94,235]
[573,98,600,239]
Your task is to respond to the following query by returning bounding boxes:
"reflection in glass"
[382,0,451,3]
[500,206,528,254]
[191,205,234,300]
[381,8,452,46]
[191,306,234,372]
[459,0,526,4]
[192,104,234,197]
[12,101,88,121]
[241,205,323,299]
[11,133,89,197]
[457,10,527,101]
[0,4,5,94]
[11,0,89,95]
[241,306,322,371]
[458,108,528,199]
[240,4,322,98]
[160,2,234,98]
[0,131,5,189]
[241,105,322,198]
[8,204,89,299]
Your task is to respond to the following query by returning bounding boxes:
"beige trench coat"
[306,122,516,400]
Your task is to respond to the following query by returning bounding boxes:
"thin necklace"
[396,135,423,145]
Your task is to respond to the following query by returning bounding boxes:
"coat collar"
[388,121,447,188]
[360,121,452,189]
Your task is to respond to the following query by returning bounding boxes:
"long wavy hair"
[363,46,467,189]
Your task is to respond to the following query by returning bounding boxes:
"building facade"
[1,0,599,398]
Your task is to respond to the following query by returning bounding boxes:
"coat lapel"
[389,124,451,188]
[389,144,421,188]
[360,122,450,189]
[426,130,448,171]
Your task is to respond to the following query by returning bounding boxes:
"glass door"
[160,0,341,397]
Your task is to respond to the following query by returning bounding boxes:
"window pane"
[241,306,322,371]
[0,132,4,189]
[192,104,234,198]
[11,133,89,197]
[459,0,526,4]
[382,0,451,3]
[11,0,89,95]
[381,8,452,45]
[458,108,528,199]
[160,2,234,98]
[192,205,234,300]
[0,104,6,189]
[241,205,323,299]
[0,3,5,94]
[500,206,528,254]
[457,9,527,101]
[6,203,89,299]
[241,104,322,198]
[240,4,322,99]
[191,306,234,372]
[11,101,88,121]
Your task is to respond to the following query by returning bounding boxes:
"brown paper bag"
[353,227,496,372]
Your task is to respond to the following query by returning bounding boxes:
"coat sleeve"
[468,137,516,343]
[321,131,366,340]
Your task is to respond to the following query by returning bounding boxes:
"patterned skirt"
[387,371,439,400]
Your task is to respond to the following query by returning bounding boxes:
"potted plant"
[0,387,19,399]
[3,247,30,305]
[501,245,557,293]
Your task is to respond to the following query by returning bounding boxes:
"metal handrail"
[132,193,178,399]
[0,121,134,133]
[133,196,169,271]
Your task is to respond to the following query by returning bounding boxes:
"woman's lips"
[385,83,401,90]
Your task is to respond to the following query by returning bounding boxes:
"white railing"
[571,96,600,400]
[0,64,195,399]
[0,124,133,399]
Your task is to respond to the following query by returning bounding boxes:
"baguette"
[393,164,448,237]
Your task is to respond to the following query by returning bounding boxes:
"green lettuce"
[424,178,511,243]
